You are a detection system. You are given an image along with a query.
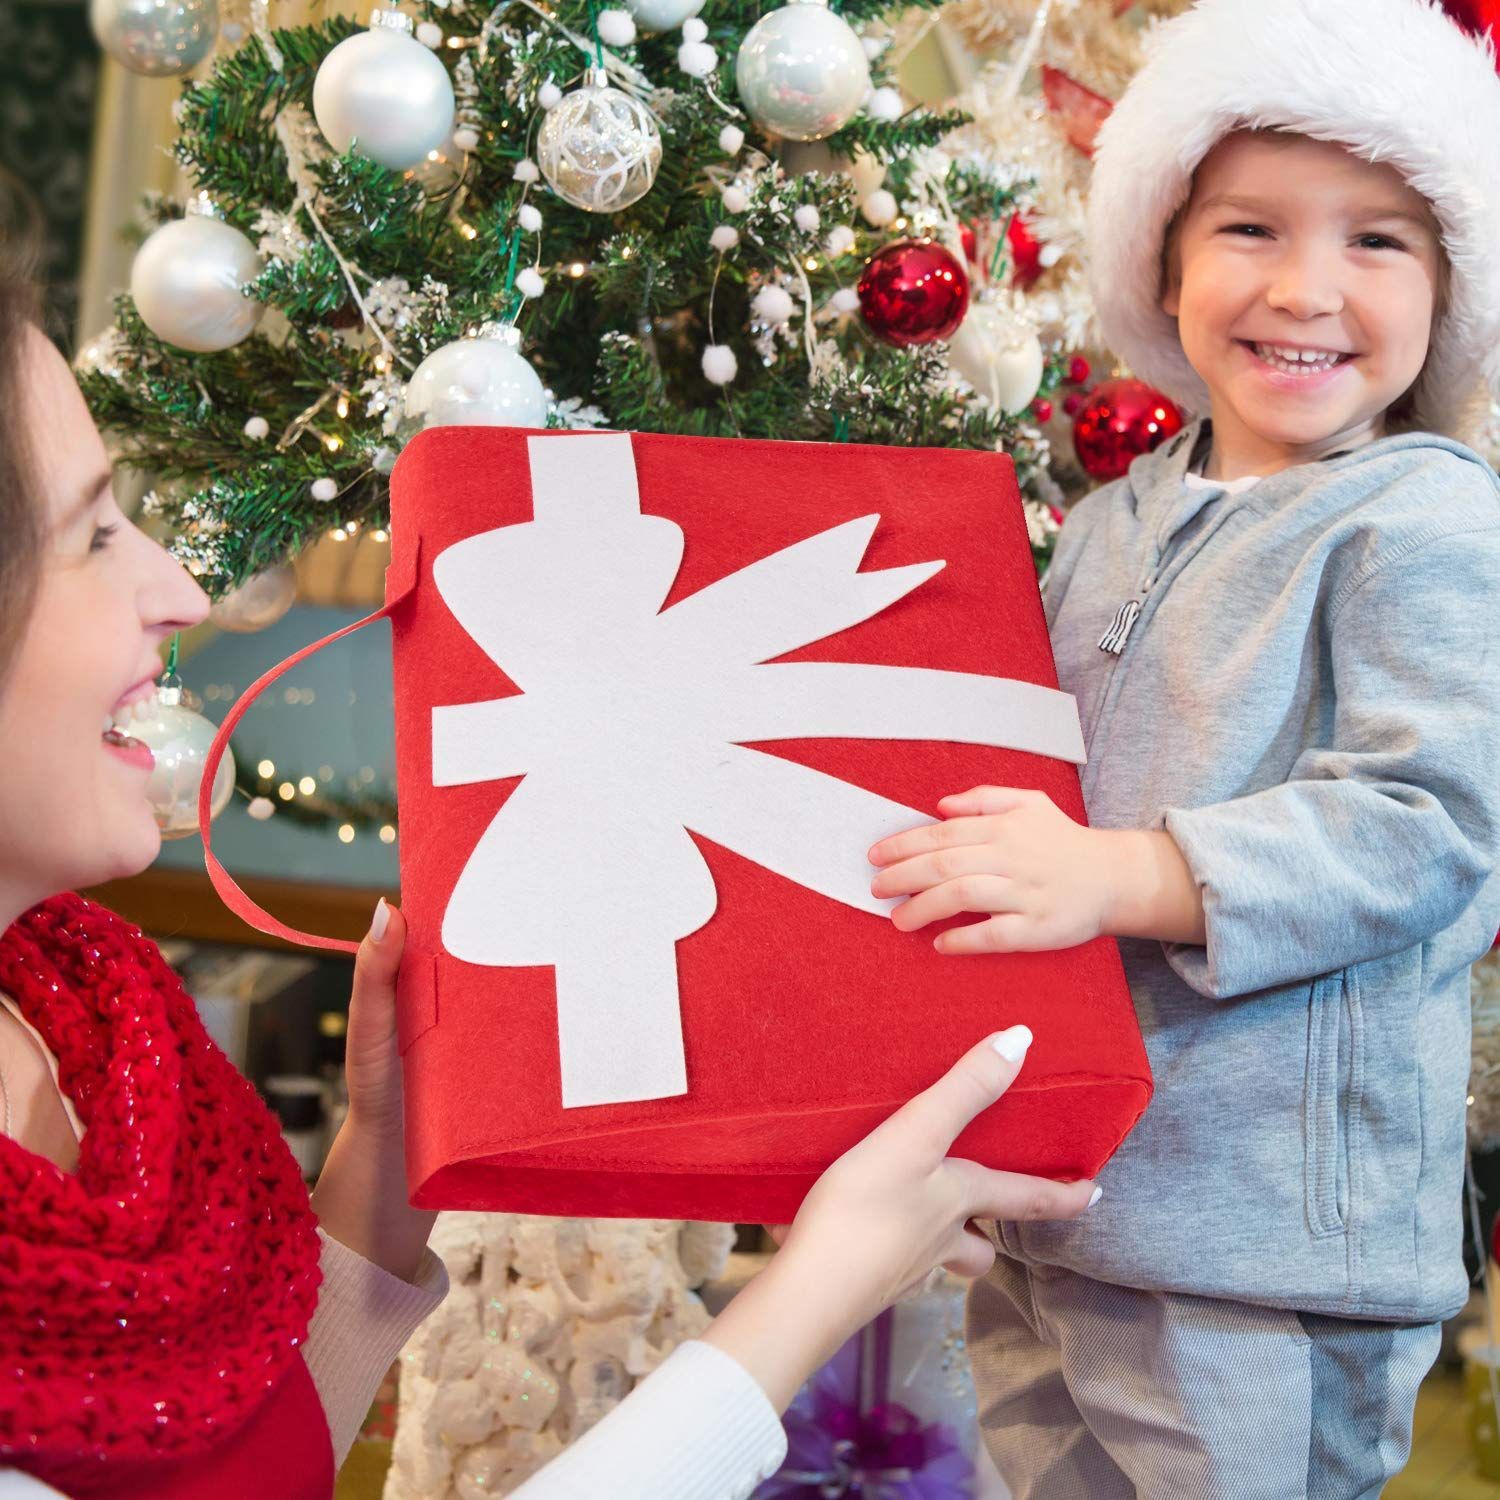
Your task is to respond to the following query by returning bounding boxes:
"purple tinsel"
[754,1308,974,1498]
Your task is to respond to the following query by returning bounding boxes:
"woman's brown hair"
[0,173,45,683]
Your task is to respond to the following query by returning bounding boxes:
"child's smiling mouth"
[1237,340,1357,385]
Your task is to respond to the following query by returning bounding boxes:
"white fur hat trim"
[1086,0,1500,436]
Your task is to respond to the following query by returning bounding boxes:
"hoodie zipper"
[1098,562,1160,655]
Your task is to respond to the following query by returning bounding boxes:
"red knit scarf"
[0,894,322,1471]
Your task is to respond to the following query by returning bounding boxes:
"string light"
[372,528,389,542]
[338,823,356,843]
[324,434,342,452]
[458,221,479,240]
[298,775,317,795]
[330,527,348,541]
[336,394,350,419]
[379,824,397,844]
[568,262,586,278]
[278,781,295,801]
[257,759,275,778]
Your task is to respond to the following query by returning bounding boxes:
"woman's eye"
[89,523,120,554]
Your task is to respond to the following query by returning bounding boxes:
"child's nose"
[1265,253,1345,320]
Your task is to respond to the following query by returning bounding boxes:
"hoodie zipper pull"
[1098,567,1158,656]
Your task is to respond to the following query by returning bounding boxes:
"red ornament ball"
[1032,398,1054,424]
[1007,213,1045,289]
[1067,354,1091,385]
[857,239,970,347]
[1072,377,1184,481]
[959,223,978,264]
[1062,392,1084,417]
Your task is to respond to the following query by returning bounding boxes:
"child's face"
[1162,132,1443,459]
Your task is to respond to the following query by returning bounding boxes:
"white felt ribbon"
[432,433,1085,1109]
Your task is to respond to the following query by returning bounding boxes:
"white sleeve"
[509,1340,788,1500]
[0,1473,70,1498]
[302,1227,449,1467]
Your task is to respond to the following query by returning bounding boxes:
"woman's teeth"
[1251,343,1349,376]
[104,694,157,734]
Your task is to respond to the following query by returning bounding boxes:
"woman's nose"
[140,529,213,637]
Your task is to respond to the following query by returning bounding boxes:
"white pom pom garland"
[678,39,718,75]
[860,188,897,226]
[538,80,563,109]
[825,224,857,256]
[681,15,708,41]
[793,204,820,233]
[701,344,738,384]
[709,224,740,251]
[597,8,637,45]
[243,415,270,440]
[516,266,546,298]
[718,123,744,154]
[865,85,902,121]
[752,283,796,324]
[721,183,749,213]
[310,477,338,502]
[831,286,860,313]
[519,203,543,232]
[514,158,540,182]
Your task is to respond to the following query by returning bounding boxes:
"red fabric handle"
[197,600,399,954]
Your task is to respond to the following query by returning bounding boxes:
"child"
[868,0,1500,1492]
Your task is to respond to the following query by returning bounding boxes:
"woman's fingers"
[891,875,1020,932]
[876,1026,1033,1160]
[941,1224,999,1281]
[952,1159,1100,1224]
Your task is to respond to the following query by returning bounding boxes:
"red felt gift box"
[203,426,1150,1223]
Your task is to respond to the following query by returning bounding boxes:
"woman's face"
[0,328,209,911]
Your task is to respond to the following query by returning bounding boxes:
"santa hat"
[1086,0,1500,439]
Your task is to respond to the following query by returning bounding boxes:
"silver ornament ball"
[210,564,298,633]
[313,10,456,171]
[90,0,217,76]
[404,328,548,429]
[130,215,264,353]
[735,0,869,142]
[131,690,236,840]
[537,74,662,213]
[622,0,703,31]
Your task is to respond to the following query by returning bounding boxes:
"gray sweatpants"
[966,1254,1442,1499]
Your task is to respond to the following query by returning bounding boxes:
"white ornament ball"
[709,224,740,251]
[519,203,543,232]
[514,157,541,183]
[721,184,749,214]
[860,188,897,227]
[947,305,1045,415]
[752,284,796,325]
[243,415,270,440]
[89,0,217,76]
[130,692,235,839]
[678,39,718,76]
[718,123,745,154]
[701,344,738,385]
[865,85,902,122]
[597,8,637,45]
[735,0,869,142]
[416,19,443,47]
[825,223,856,256]
[538,80,563,110]
[130,216,264,354]
[681,15,708,41]
[830,285,860,313]
[247,796,276,822]
[793,204,820,233]
[310,477,338,502]
[453,125,480,152]
[516,266,546,299]
[210,563,297,633]
[623,0,704,33]
[404,332,548,428]
[312,16,456,171]
[777,138,885,197]
[861,32,888,59]
[536,78,662,213]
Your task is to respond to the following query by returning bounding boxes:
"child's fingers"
[869,816,999,868]
[871,845,1012,899]
[890,876,1019,932]
[934,915,1032,954]
[936,785,1035,818]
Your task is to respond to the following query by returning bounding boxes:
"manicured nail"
[991,1025,1032,1064]
[1087,1185,1103,1209]
[370,897,390,943]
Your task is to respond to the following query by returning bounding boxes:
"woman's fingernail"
[370,897,390,943]
[1088,1185,1103,1209]
[991,1025,1033,1064]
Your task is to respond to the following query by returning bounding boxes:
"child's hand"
[869,785,1120,953]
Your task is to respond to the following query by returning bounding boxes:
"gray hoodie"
[993,419,1500,1321]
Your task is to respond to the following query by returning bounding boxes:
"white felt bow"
[432,434,1085,1109]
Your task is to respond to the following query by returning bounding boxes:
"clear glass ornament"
[536,70,662,214]
[404,323,549,429]
[129,207,263,354]
[131,682,236,840]
[89,0,217,76]
[210,563,298,633]
[312,9,456,171]
[735,0,870,142]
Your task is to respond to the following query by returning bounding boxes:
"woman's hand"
[700,1026,1099,1410]
[309,900,437,1284]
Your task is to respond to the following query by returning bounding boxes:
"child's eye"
[1222,223,1271,239]
[1355,233,1404,251]
[89,523,120,554]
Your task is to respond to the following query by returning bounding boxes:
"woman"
[0,228,1098,1498]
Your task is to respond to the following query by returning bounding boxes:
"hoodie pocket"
[1305,967,1364,1238]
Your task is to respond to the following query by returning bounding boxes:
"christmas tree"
[73,0,1110,598]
